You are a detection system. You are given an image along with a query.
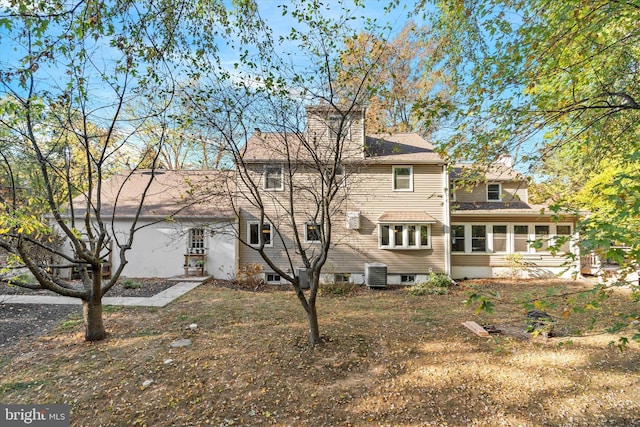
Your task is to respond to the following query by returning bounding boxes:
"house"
[60,106,579,283]
[236,105,581,284]
[59,170,237,280]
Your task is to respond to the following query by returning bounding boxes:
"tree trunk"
[307,302,321,345]
[82,298,106,341]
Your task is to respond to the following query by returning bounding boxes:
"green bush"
[409,273,454,296]
[122,278,142,289]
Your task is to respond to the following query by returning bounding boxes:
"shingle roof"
[450,163,524,182]
[242,131,444,164]
[378,211,438,223]
[365,133,443,163]
[70,170,235,219]
[450,201,579,217]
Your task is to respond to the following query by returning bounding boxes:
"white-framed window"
[487,183,501,201]
[305,222,321,243]
[248,221,273,247]
[471,225,487,252]
[451,224,465,252]
[452,223,574,254]
[263,165,283,191]
[327,115,351,142]
[491,225,508,253]
[324,165,345,187]
[393,166,413,191]
[401,274,416,283]
[379,223,431,249]
[187,228,206,254]
[266,273,281,283]
[555,225,572,253]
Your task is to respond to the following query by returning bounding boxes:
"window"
[305,222,321,242]
[556,225,572,253]
[451,225,465,252]
[487,183,501,201]
[380,224,431,249]
[266,273,281,283]
[514,225,529,252]
[324,165,345,187]
[327,115,350,142]
[535,225,550,252]
[471,225,487,252]
[264,165,283,191]
[449,181,456,201]
[188,228,206,254]
[393,166,413,191]
[335,274,350,284]
[401,275,415,283]
[492,225,508,252]
[248,222,273,247]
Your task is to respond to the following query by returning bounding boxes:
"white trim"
[379,223,431,250]
[392,165,413,191]
[304,222,321,243]
[443,166,452,275]
[486,182,501,201]
[247,221,274,247]
[451,222,575,255]
[263,165,284,191]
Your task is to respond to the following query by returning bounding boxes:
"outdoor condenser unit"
[296,267,310,289]
[364,262,387,288]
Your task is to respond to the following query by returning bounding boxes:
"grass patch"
[1,279,639,426]
[56,317,82,331]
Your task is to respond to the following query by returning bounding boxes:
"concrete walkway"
[0,277,208,308]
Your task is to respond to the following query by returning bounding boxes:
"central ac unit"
[296,267,310,289]
[364,262,387,288]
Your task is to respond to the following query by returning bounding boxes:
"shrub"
[122,278,142,289]
[235,263,264,289]
[409,273,454,296]
[319,282,358,296]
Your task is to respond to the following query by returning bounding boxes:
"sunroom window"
[471,225,487,252]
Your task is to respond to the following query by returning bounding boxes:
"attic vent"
[364,262,387,288]
[346,211,361,230]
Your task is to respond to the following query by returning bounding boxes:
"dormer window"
[327,115,350,142]
[487,183,501,201]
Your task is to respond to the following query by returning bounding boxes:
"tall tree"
[423,0,640,338]
[337,21,451,135]
[188,0,392,345]
[0,0,257,341]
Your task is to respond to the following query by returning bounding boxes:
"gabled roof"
[70,170,235,219]
[242,131,444,164]
[450,163,524,182]
[365,133,444,164]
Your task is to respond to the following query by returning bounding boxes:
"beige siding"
[451,254,567,268]
[238,162,448,276]
[454,181,527,203]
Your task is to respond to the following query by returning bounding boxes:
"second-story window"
[487,183,501,201]
[264,165,283,191]
[393,166,413,191]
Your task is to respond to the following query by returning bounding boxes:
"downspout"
[442,164,451,276]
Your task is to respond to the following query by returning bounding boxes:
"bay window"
[380,223,431,249]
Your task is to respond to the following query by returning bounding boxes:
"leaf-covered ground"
[1,279,639,426]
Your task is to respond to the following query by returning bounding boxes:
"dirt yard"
[1,279,639,426]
